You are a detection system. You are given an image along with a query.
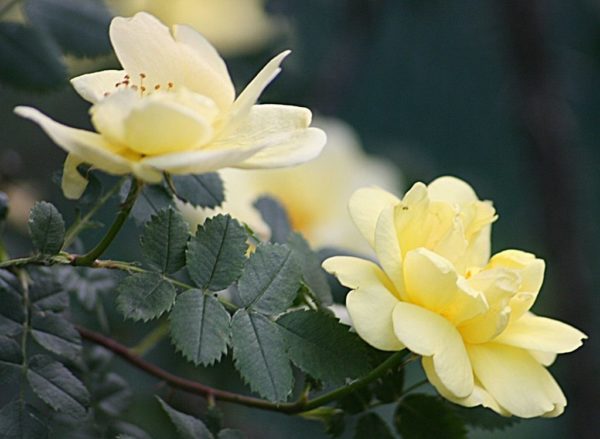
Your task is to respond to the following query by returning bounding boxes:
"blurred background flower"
[178,117,402,253]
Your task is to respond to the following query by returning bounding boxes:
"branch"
[77,325,412,415]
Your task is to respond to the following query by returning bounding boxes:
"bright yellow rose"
[177,118,402,251]
[14,12,325,199]
[107,0,284,56]
[323,177,586,418]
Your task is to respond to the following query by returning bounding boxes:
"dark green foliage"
[24,0,112,57]
[0,271,24,337]
[60,267,116,312]
[28,201,65,255]
[157,397,213,439]
[287,233,333,305]
[231,310,293,402]
[0,22,67,90]
[93,373,132,418]
[170,290,231,366]
[372,363,405,403]
[253,196,292,243]
[237,243,301,314]
[354,413,395,439]
[0,336,22,386]
[130,184,175,225]
[337,387,372,415]
[0,400,48,439]
[171,173,225,208]
[276,310,370,385]
[186,215,248,291]
[30,312,81,360]
[451,405,519,432]
[28,267,69,312]
[116,273,176,321]
[27,355,90,419]
[394,394,467,439]
[218,429,246,439]
[0,192,8,222]
[141,208,189,274]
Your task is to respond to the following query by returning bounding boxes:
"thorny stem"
[77,325,415,415]
[73,179,142,266]
[63,177,126,249]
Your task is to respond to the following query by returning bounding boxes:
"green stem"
[130,321,170,356]
[298,352,414,413]
[63,177,125,250]
[73,179,142,266]
[17,270,30,403]
[0,255,39,269]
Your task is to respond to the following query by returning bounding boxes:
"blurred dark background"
[0,0,598,437]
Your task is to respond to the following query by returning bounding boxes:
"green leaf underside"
[24,0,112,57]
[0,271,24,337]
[28,201,65,255]
[276,310,370,386]
[157,397,213,439]
[171,173,224,209]
[286,233,333,305]
[394,394,467,439]
[186,214,247,291]
[237,243,301,314]
[29,267,69,312]
[231,310,292,402]
[0,336,23,386]
[130,184,175,225]
[0,400,48,439]
[170,290,230,366]
[116,273,176,321]
[354,413,395,439]
[0,22,67,90]
[30,313,81,360]
[141,208,188,274]
[253,196,292,244]
[27,355,90,418]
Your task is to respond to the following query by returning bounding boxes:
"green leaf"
[0,336,22,386]
[170,290,230,366]
[24,0,112,57]
[141,208,189,274]
[231,310,293,402]
[186,214,247,291]
[276,310,370,386]
[287,233,333,305]
[28,201,65,255]
[0,271,24,337]
[372,360,405,403]
[94,373,132,417]
[253,196,292,243]
[28,267,69,312]
[0,400,48,439]
[237,243,301,314]
[451,405,519,432]
[0,22,66,90]
[157,397,213,439]
[171,173,224,208]
[355,413,395,439]
[130,184,175,225]
[27,355,90,419]
[218,430,246,439]
[30,313,81,360]
[60,267,116,312]
[337,387,372,415]
[394,394,467,439]
[116,273,176,321]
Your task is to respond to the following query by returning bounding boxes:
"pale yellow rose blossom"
[14,12,325,199]
[177,118,401,251]
[107,0,284,56]
[323,177,586,418]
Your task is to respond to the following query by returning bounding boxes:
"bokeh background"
[0,0,598,437]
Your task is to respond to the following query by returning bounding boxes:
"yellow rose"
[14,12,325,199]
[323,177,586,418]
[107,0,284,56]
[177,118,402,251]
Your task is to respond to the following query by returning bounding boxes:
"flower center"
[103,73,175,98]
